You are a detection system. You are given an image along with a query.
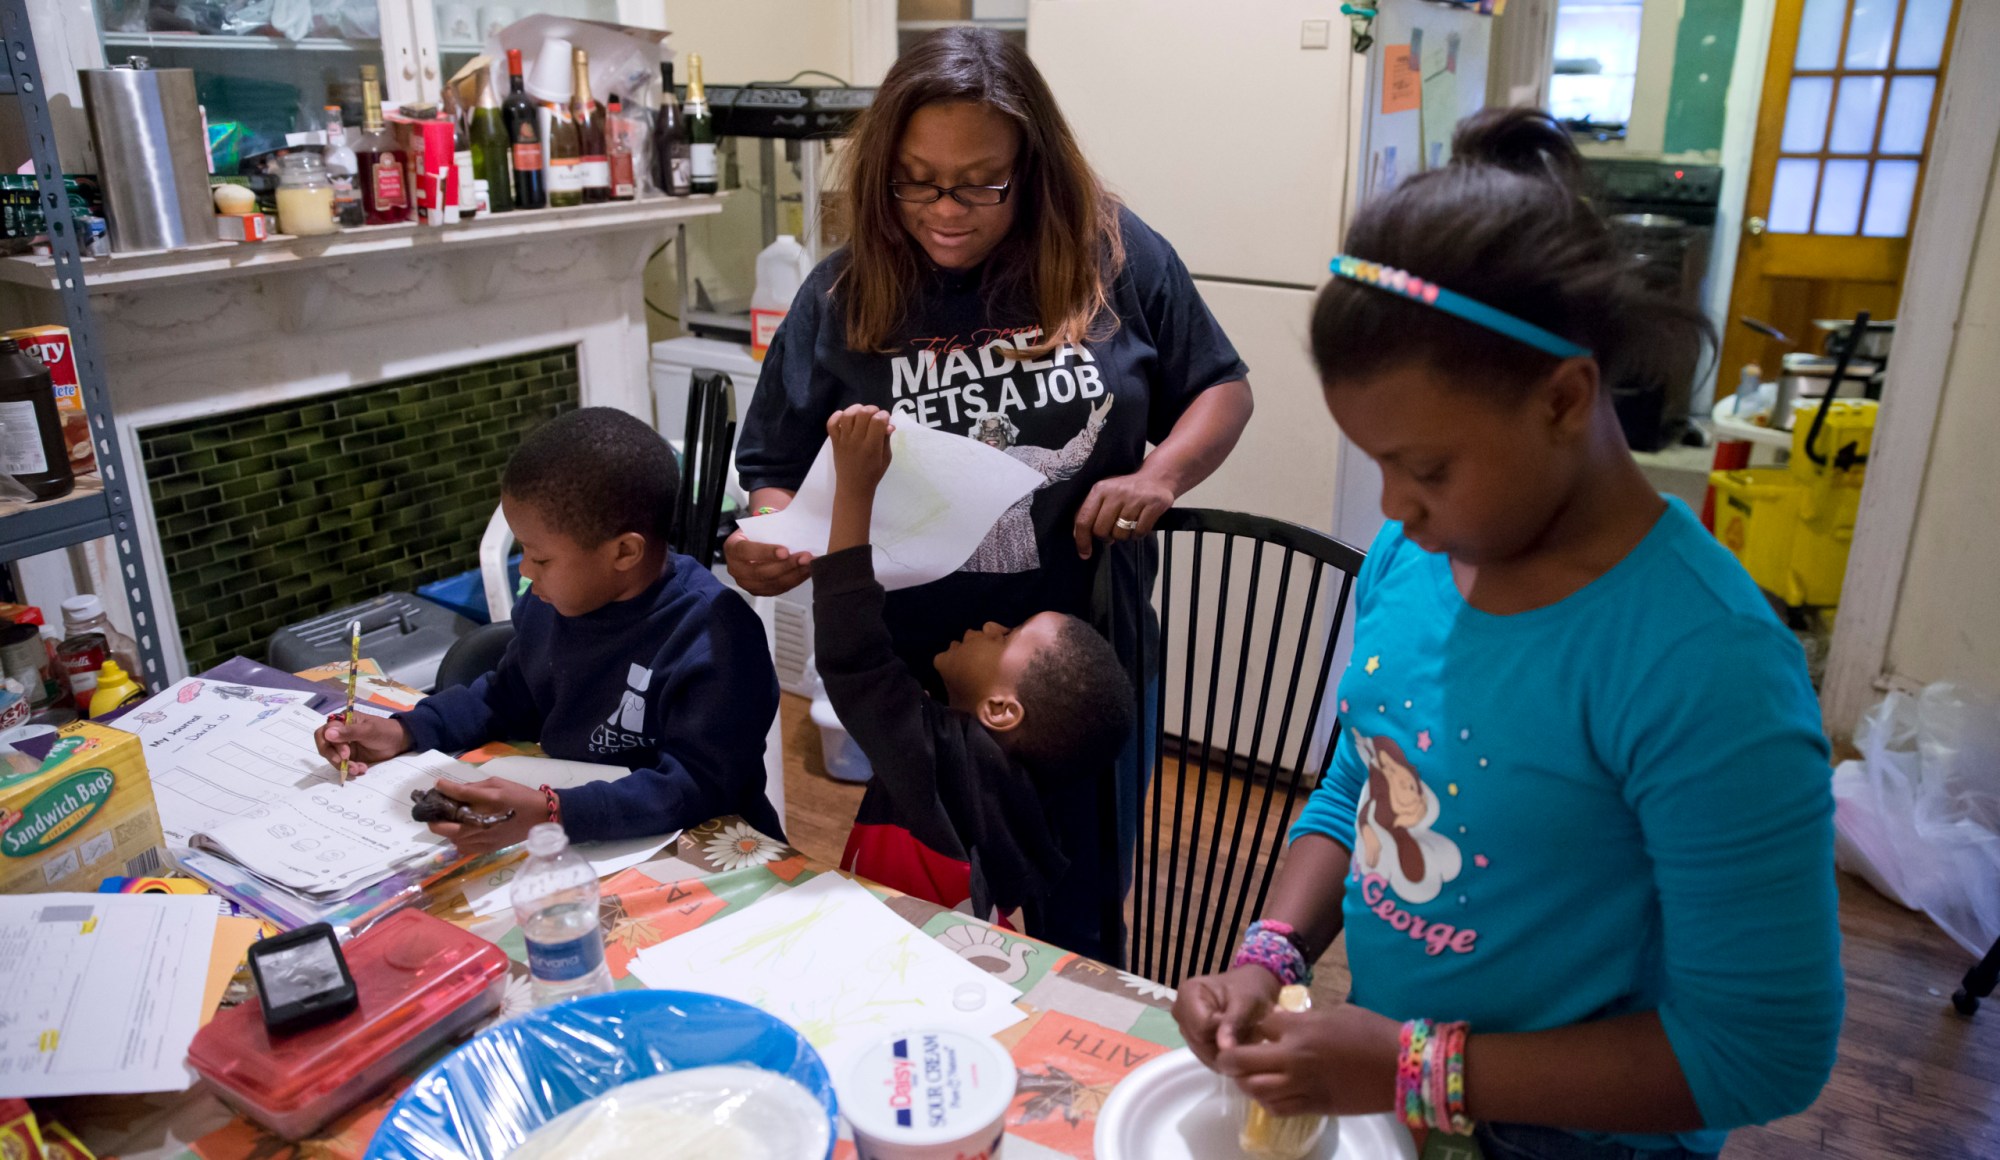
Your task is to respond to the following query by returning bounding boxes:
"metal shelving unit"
[0,0,168,685]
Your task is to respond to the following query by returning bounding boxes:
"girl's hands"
[1215,1002,1402,1119]
[1173,965,1281,1069]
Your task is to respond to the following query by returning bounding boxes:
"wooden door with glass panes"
[1720,0,1958,383]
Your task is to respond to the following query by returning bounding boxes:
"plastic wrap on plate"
[367,990,838,1160]
[511,1067,829,1159]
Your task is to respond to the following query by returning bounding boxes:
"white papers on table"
[0,892,218,1097]
[111,680,335,847]
[189,751,472,899]
[628,873,1024,1075]
[735,420,1045,590]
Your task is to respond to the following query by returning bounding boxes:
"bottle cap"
[61,595,106,622]
[524,38,575,103]
[525,821,568,856]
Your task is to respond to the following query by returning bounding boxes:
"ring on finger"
[1115,517,1141,532]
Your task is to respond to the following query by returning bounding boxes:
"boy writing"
[316,407,782,854]
[813,404,1133,941]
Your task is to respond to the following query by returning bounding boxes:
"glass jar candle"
[276,151,338,237]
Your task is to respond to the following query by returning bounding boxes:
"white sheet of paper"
[458,832,680,917]
[735,421,1046,591]
[628,872,1023,1076]
[190,751,468,898]
[137,701,344,848]
[0,892,218,1097]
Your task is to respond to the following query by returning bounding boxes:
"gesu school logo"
[588,663,653,756]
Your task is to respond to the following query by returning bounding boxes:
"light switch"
[1301,19,1332,49]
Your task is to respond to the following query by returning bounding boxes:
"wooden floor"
[776,694,1999,1157]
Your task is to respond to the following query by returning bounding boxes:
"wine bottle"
[322,105,364,227]
[503,48,546,210]
[571,48,610,205]
[471,66,513,213]
[685,53,716,196]
[542,94,583,208]
[355,65,410,226]
[653,61,692,197]
[607,94,636,201]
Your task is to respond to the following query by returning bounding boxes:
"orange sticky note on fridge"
[1383,44,1421,114]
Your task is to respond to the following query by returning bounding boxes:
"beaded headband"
[1329,255,1591,360]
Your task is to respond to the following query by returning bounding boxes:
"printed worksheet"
[137,701,343,847]
[0,892,217,1097]
[190,751,470,898]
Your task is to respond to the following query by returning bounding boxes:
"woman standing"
[730,27,1253,955]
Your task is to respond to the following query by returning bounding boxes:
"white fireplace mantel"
[0,196,725,679]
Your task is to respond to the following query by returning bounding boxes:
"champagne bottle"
[571,47,610,204]
[503,48,546,210]
[685,53,716,196]
[653,61,692,197]
[471,66,513,213]
[355,65,409,226]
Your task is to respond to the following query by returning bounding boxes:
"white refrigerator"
[1028,0,1492,545]
[1029,0,1496,750]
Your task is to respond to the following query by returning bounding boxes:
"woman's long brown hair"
[836,26,1124,356]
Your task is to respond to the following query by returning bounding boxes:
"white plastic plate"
[1094,1048,1419,1160]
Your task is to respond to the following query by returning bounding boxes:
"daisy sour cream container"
[840,1029,1017,1160]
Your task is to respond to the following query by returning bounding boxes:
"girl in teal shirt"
[1172,109,1842,1159]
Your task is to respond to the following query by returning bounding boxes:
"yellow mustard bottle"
[89,660,142,718]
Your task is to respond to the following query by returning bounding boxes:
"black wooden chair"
[1097,508,1367,987]
[669,370,737,569]
[1953,936,2000,1015]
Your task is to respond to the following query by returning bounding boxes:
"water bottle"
[512,823,613,1006]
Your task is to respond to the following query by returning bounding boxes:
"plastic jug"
[750,235,813,360]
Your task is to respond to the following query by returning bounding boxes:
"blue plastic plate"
[366,990,838,1160]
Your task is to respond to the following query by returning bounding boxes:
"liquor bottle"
[355,65,409,226]
[653,61,692,197]
[322,104,364,227]
[503,49,546,210]
[685,53,716,195]
[470,66,513,213]
[571,48,610,204]
[606,94,636,201]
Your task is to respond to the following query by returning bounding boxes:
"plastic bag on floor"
[1833,682,2000,955]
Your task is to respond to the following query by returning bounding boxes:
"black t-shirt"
[738,205,1247,672]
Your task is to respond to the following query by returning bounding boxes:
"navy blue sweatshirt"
[397,555,783,842]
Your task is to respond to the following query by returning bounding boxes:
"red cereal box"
[4,325,93,474]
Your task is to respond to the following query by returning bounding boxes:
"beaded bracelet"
[1230,919,1313,987]
[1395,1018,1473,1135]
[540,783,561,826]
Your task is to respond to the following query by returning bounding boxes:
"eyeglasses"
[888,178,1013,207]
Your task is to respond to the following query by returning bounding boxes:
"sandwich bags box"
[0,721,164,894]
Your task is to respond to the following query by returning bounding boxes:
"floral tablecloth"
[57,817,1188,1160]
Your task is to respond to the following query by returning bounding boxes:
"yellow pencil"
[340,619,360,783]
